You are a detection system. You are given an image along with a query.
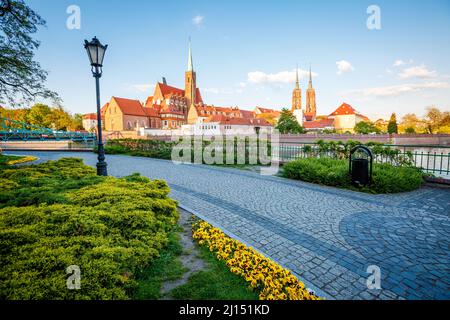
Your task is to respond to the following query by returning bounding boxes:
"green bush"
[0,158,179,299]
[282,157,424,194]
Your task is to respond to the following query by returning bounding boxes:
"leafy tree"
[424,106,450,133]
[72,113,84,131]
[404,127,416,134]
[275,109,305,134]
[27,103,52,127]
[354,121,380,134]
[50,106,72,130]
[0,0,59,106]
[387,113,398,134]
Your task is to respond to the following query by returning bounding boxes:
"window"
[127,121,132,130]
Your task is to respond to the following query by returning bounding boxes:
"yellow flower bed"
[5,155,38,165]
[192,220,321,300]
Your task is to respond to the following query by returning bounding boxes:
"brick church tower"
[291,65,303,126]
[305,65,317,120]
[185,39,196,108]
[291,65,302,112]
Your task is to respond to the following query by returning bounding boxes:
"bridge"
[0,117,96,142]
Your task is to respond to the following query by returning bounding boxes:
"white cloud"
[398,65,437,79]
[130,84,155,93]
[192,15,204,26]
[336,60,354,75]
[346,82,449,97]
[393,60,405,67]
[247,68,317,84]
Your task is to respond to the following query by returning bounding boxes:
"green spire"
[188,37,193,71]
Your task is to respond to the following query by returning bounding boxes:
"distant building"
[85,40,276,136]
[304,66,317,121]
[291,67,303,125]
[328,103,370,132]
[103,97,161,131]
[303,118,334,132]
[181,115,272,135]
[82,113,97,132]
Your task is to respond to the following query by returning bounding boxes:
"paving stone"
[13,151,450,300]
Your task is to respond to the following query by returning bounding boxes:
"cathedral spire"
[187,37,193,71]
[308,64,313,89]
[295,64,300,89]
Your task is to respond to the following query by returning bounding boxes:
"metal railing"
[0,117,96,142]
[277,142,450,177]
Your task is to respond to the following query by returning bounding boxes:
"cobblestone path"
[7,151,449,300]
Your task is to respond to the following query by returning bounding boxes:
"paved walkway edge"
[178,203,332,300]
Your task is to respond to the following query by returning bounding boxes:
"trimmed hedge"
[0,158,178,299]
[282,157,424,194]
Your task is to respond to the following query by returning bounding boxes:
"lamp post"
[84,36,108,176]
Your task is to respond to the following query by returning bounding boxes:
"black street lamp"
[84,36,108,176]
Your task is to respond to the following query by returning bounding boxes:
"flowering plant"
[192,220,321,300]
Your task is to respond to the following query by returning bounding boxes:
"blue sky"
[27,0,450,120]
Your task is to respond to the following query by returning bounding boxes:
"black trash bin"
[349,146,373,186]
[351,158,369,185]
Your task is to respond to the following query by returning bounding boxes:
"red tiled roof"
[205,115,272,126]
[112,97,146,116]
[143,107,160,117]
[83,113,97,120]
[144,96,154,107]
[357,114,370,122]
[158,83,185,96]
[256,107,281,115]
[157,82,203,104]
[101,103,109,116]
[329,103,357,116]
[303,118,335,129]
[240,110,255,119]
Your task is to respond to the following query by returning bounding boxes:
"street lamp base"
[97,161,108,176]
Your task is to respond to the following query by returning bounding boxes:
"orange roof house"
[103,97,161,131]
[328,103,370,132]
[303,118,335,131]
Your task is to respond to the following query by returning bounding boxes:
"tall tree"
[275,109,305,134]
[387,113,398,134]
[354,121,380,134]
[27,103,52,127]
[0,0,59,106]
[72,113,84,131]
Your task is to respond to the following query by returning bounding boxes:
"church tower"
[291,65,302,111]
[185,39,196,109]
[291,65,303,126]
[305,65,317,120]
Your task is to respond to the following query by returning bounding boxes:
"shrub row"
[102,138,271,165]
[282,157,424,194]
[0,158,179,299]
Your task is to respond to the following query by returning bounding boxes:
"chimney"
[162,77,167,85]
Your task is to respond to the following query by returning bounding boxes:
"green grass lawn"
[169,245,259,300]
[133,228,186,299]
